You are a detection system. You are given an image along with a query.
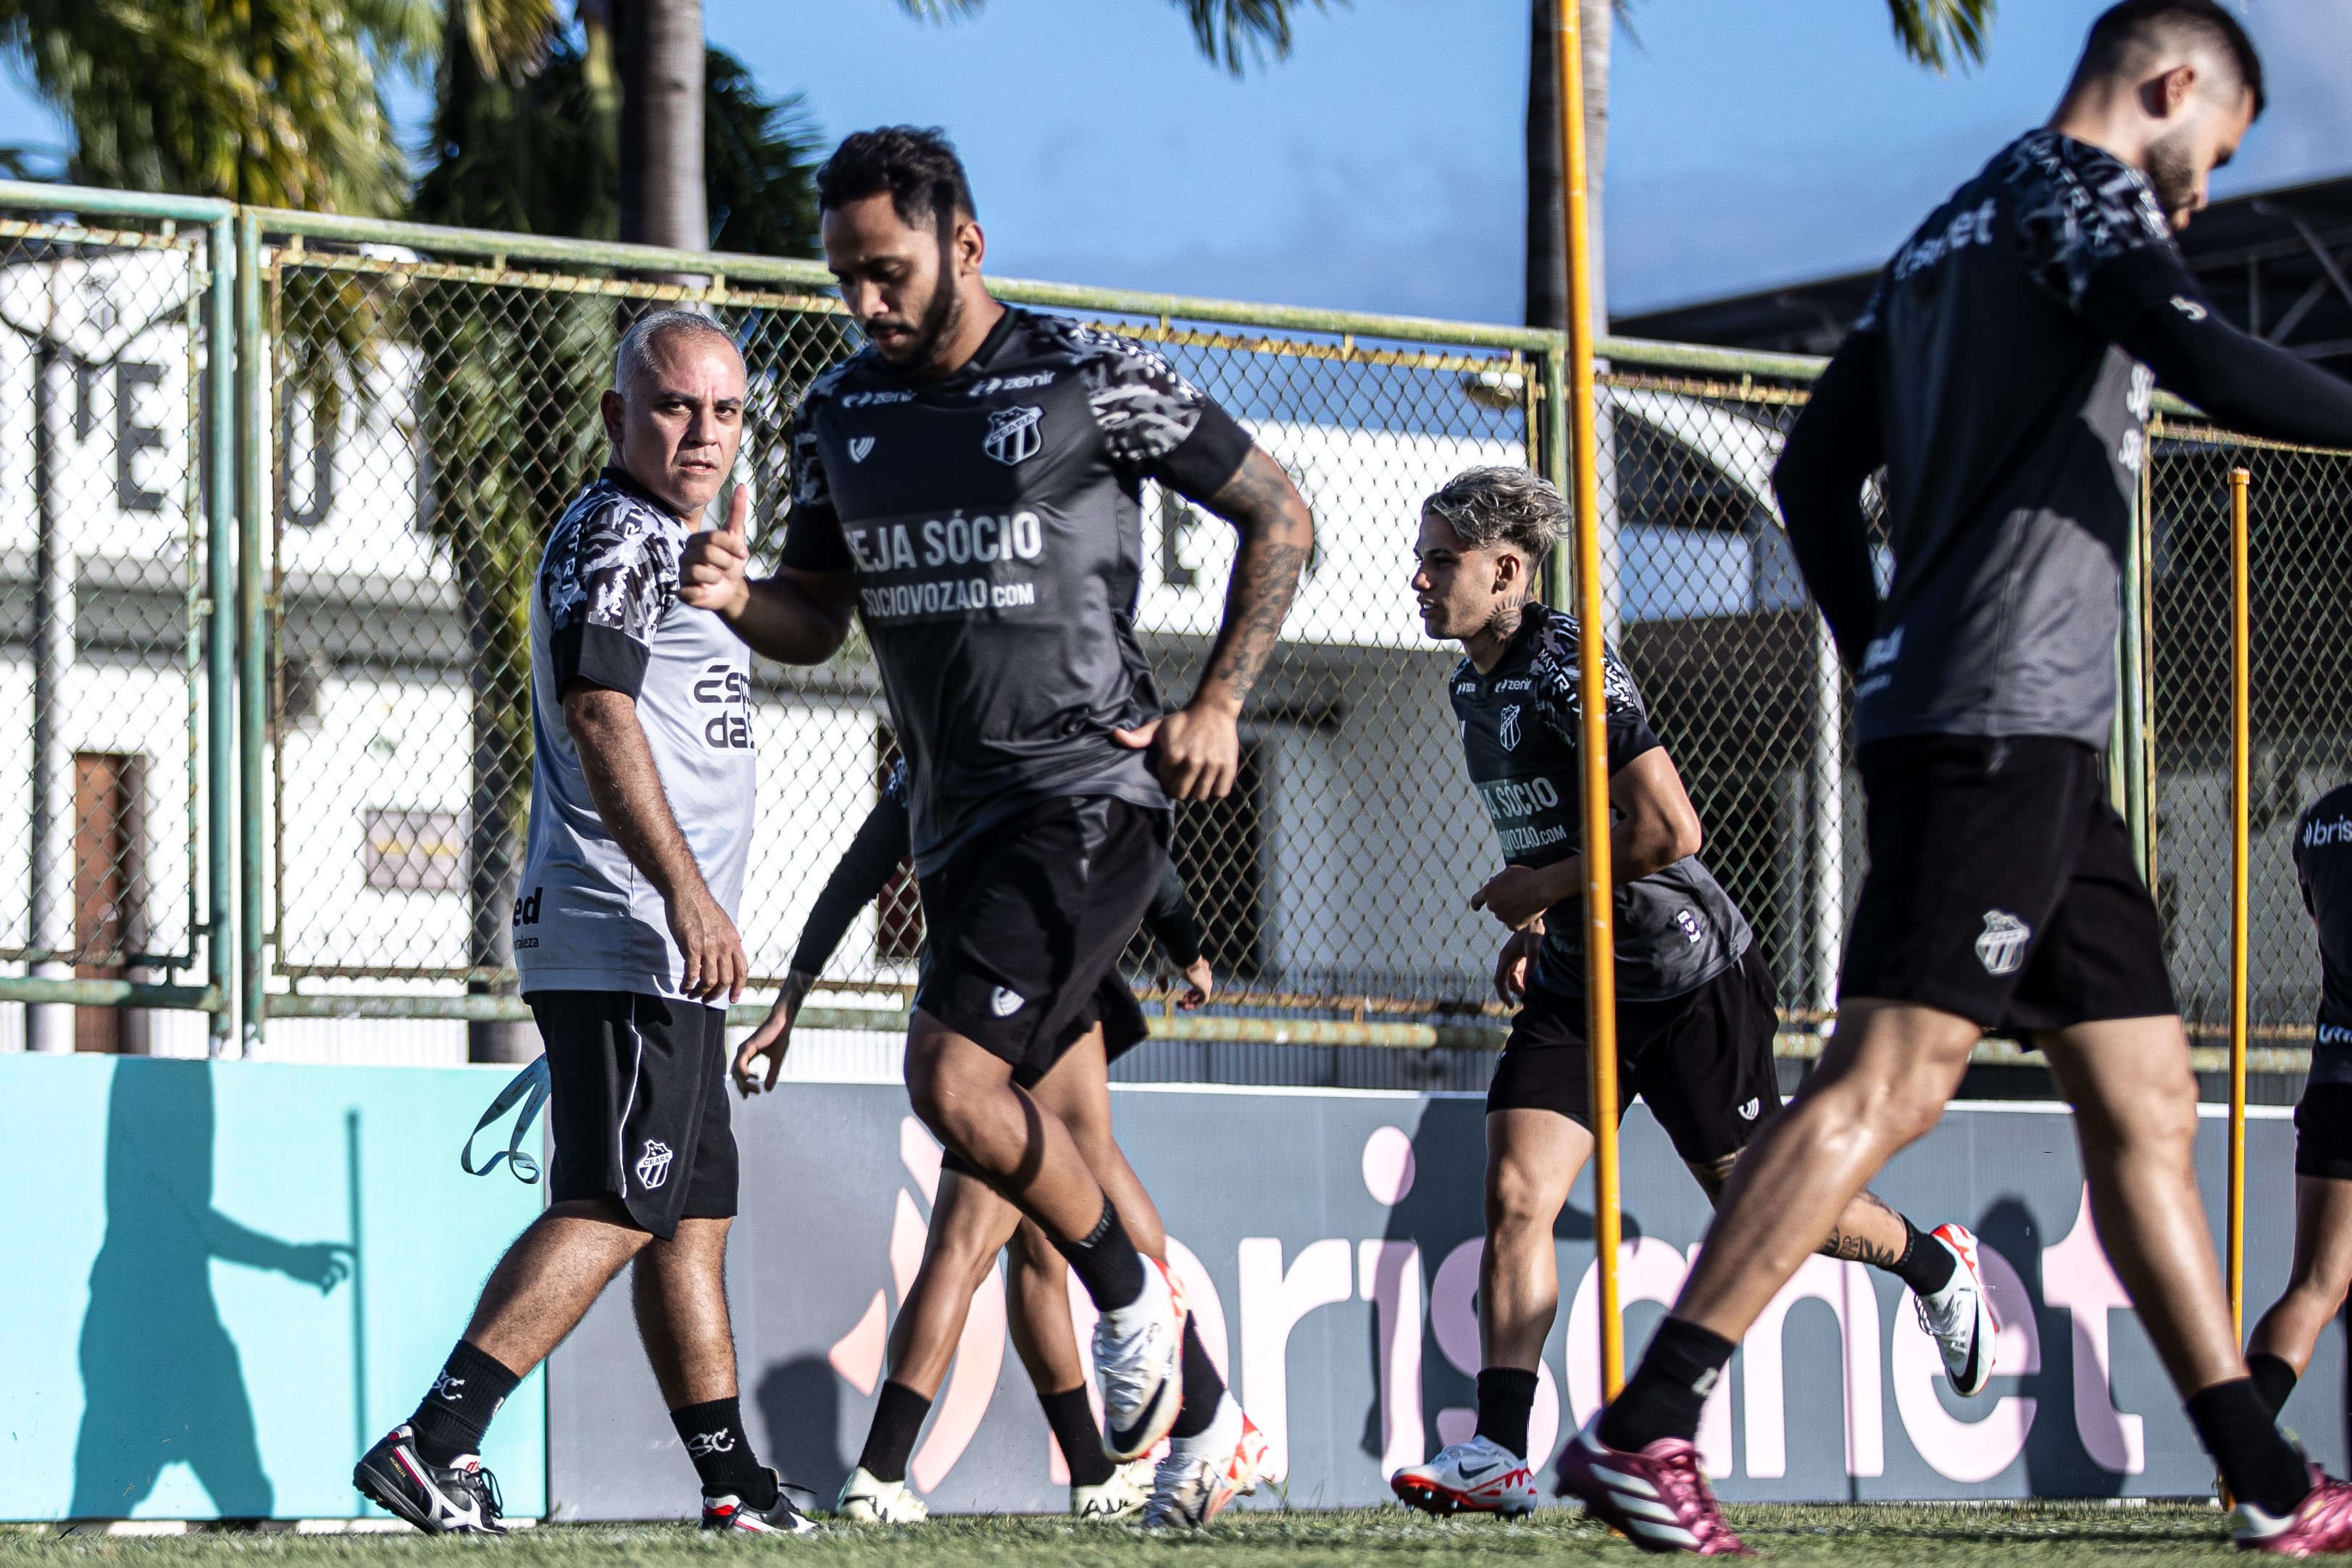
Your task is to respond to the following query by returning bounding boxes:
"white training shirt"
[514,468,755,998]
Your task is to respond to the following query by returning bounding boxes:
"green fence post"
[209,214,238,1054]
[236,210,267,1054]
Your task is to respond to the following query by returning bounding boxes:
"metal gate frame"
[0,180,234,1049]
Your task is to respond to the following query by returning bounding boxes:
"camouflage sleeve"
[1530,614,1662,775]
[2005,130,2182,318]
[543,488,677,700]
[1069,322,1253,501]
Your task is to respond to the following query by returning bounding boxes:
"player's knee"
[1484,1162,1556,1235]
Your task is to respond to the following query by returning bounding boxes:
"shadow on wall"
[70,1061,354,1520]
[1979,1195,2123,1501]
[756,1356,845,1504]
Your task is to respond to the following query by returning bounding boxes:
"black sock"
[1597,1318,1736,1453]
[1053,1198,1146,1314]
[2186,1377,2311,1518]
[2248,1352,2301,1418]
[670,1397,775,1507]
[1040,1386,1114,1488]
[1168,1315,1229,1440]
[856,1380,933,1484]
[1475,1367,1540,1459]
[409,1340,521,1466]
[1888,1218,1959,1297]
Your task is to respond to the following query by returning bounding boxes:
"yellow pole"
[2228,466,2251,1339]
[1558,0,1623,1400]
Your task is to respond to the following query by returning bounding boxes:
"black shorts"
[2296,1083,2352,1181]
[914,793,1167,1085]
[530,989,737,1240]
[1486,943,1783,1169]
[1840,735,2176,1033]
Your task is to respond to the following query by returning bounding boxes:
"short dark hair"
[816,126,977,233]
[2074,0,2264,119]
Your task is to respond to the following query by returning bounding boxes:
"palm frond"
[1885,0,1995,75]
[891,0,985,20]
[1175,0,1343,75]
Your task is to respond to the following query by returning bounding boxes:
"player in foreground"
[1556,2,2352,1553]
[733,758,1215,1520]
[682,126,1314,1526]
[1389,467,1988,1519]
[2244,783,2352,1423]
[354,312,816,1535]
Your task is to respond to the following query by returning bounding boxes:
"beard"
[2144,129,2201,227]
[868,233,966,372]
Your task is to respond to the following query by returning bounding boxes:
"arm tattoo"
[1198,449,1313,701]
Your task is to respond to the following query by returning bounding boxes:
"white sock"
[1171,1392,1240,1459]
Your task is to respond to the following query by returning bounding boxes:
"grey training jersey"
[2295,784,2352,1085]
[1849,130,2169,747]
[516,470,756,998]
[1450,605,1751,1004]
[780,306,1253,875]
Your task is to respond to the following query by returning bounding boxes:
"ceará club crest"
[983,405,1045,465]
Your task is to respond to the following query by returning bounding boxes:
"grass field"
[0,1506,2260,1567]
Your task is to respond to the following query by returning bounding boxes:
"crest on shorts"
[990,985,1025,1017]
[848,435,875,463]
[983,406,1045,466]
[1974,910,2032,976]
[1738,1098,1761,1121]
[635,1138,675,1190]
[1498,705,1523,751]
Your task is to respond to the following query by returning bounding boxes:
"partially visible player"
[1558,4,2352,1554]
[682,127,1314,1526]
[1387,467,1988,1519]
[2244,783,2352,1420]
[733,758,1214,1521]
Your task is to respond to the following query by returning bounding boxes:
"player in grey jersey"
[1561,4,2352,1553]
[354,312,815,1537]
[686,128,1313,1526]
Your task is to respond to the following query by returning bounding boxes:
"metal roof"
[1614,170,2352,370]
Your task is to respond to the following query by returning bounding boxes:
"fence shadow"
[70,1060,351,1520]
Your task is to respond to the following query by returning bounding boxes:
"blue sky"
[4,0,2346,322]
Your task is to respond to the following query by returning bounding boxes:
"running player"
[680,126,1314,1527]
[354,312,817,1535]
[2244,783,2352,1422]
[1388,467,1988,1519]
[1557,3,2352,1552]
[733,758,1214,1520]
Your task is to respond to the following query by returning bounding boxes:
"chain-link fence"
[0,185,232,1056]
[2146,420,2352,1050]
[1,181,2345,1077]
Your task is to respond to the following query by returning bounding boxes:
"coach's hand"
[1124,698,1240,800]
[1177,957,1214,1011]
[679,485,753,617]
[668,883,748,1004]
[735,969,814,1096]
[1493,925,1543,1007]
[1472,862,1567,931]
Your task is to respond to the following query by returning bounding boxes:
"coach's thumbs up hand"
[680,484,752,618]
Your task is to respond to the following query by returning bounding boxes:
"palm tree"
[0,0,414,212]
[1529,0,1996,338]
